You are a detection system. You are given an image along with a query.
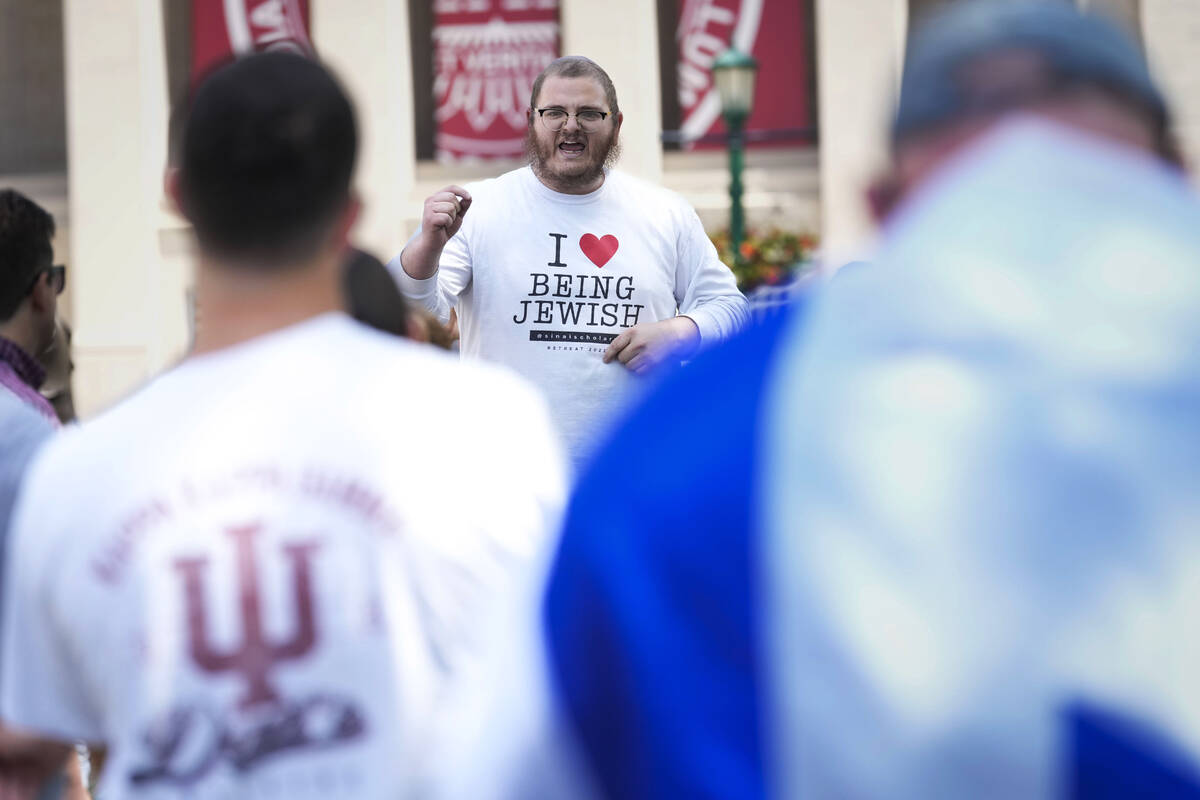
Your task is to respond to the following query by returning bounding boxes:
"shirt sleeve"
[388,222,474,326]
[0,444,104,744]
[673,206,750,345]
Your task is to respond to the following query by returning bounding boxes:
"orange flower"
[739,241,757,259]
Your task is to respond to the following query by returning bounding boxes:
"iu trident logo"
[174,524,321,710]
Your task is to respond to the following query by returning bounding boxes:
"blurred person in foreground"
[0,190,86,799]
[390,56,749,469]
[425,3,1200,798]
[0,52,565,800]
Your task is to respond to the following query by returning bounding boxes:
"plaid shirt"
[0,334,59,426]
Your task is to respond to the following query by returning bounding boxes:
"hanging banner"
[677,0,812,148]
[433,0,560,162]
[192,0,313,83]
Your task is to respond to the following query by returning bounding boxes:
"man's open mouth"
[558,140,586,157]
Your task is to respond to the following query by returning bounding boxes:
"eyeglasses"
[534,107,611,133]
[26,264,66,296]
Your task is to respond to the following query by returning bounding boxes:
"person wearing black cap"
[417,4,1200,798]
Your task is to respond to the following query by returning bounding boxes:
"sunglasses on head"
[26,264,66,296]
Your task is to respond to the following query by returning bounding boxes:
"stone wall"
[1142,1,1200,171]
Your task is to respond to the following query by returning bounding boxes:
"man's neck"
[190,253,344,356]
[0,315,39,360]
[531,165,607,195]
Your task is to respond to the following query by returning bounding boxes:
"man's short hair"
[0,189,55,322]
[179,52,358,268]
[529,56,620,118]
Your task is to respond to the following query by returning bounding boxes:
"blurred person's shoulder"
[14,313,565,544]
[219,313,564,458]
[29,313,556,474]
[347,315,558,425]
[569,300,807,542]
[339,317,567,559]
[288,315,567,496]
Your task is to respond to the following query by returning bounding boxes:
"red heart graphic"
[579,234,619,268]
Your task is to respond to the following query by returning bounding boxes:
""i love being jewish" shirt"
[391,166,749,469]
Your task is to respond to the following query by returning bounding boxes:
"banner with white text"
[433,0,561,162]
[676,0,812,148]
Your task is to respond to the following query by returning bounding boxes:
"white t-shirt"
[391,166,749,467]
[1,313,566,800]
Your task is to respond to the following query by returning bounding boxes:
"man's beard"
[525,124,622,192]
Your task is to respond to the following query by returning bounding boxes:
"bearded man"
[391,56,749,469]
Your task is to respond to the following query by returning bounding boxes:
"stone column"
[1141,1,1200,170]
[63,0,191,419]
[312,0,418,262]
[560,0,664,184]
[815,0,907,262]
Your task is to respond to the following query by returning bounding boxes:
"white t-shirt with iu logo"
[0,313,567,800]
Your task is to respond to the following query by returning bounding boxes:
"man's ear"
[334,193,362,249]
[614,111,624,134]
[28,272,54,314]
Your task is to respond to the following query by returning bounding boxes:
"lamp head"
[713,47,759,119]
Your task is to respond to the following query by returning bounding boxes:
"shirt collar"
[0,334,46,390]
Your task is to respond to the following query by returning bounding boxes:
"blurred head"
[871,0,1176,221]
[175,52,358,269]
[341,249,457,347]
[525,57,623,193]
[0,189,60,355]
[342,248,410,337]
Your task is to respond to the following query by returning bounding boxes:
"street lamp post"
[712,47,759,269]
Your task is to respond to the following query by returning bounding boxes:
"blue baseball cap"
[893,0,1169,143]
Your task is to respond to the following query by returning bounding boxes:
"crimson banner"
[433,0,560,162]
[676,0,812,148]
[192,0,312,83]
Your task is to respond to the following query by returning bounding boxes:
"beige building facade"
[0,0,1193,418]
